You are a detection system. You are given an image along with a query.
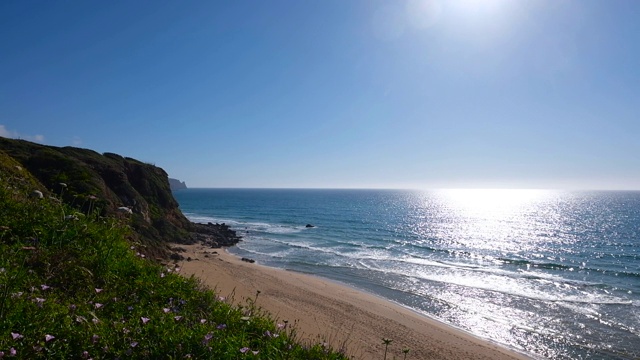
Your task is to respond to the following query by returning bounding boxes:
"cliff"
[0,137,240,258]
[169,177,188,191]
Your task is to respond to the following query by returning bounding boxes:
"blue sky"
[1,0,639,189]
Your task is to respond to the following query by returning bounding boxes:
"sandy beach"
[176,243,530,360]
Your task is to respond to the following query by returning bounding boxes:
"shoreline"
[176,243,531,360]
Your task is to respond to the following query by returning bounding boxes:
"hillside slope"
[0,137,237,258]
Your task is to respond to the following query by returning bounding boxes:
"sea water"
[174,189,640,359]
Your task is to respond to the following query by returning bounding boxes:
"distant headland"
[169,177,187,191]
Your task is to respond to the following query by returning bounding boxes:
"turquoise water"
[174,189,640,359]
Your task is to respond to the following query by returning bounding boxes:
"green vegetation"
[0,137,193,260]
[0,151,349,359]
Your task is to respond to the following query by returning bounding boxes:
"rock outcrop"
[189,222,242,247]
[0,137,240,258]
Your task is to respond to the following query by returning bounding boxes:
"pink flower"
[11,332,23,340]
[141,317,150,325]
[202,333,213,344]
[160,273,165,278]
[95,288,103,293]
[130,341,138,348]
[82,350,90,359]
[239,347,249,353]
[41,285,51,291]
[252,350,259,355]
[200,319,207,324]
[10,347,17,356]
[174,316,183,321]
[163,308,171,313]
[45,334,55,342]
[91,334,100,344]
[94,303,103,309]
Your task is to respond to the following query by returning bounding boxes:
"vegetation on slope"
[0,151,349,359]
[0,137,193,259]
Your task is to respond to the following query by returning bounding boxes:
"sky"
[1,0,639,189]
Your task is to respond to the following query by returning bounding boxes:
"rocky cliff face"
[0,137,240,258]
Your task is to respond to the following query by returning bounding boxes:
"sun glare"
[438,189,550,216]
[452,0,508,15]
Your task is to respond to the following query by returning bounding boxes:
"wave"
[187,211,640,281]
[271,254,633,306]
[230,244,293,260]
[185,213,306,235]
[498,257,640,279]
[243,235,620,294]
[186,212,638,307]
[366,265,634,306]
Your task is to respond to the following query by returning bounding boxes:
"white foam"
[353,263,635,306]
[185,213,305,235]
[186,212,636,308]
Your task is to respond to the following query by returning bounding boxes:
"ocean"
[174,189,640,359]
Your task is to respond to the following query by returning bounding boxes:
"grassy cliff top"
[0,147,349,359]
[0,137,196,259]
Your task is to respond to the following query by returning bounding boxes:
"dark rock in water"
[189,222,242,248]
[241,257,255,263]
[305,224,315,228]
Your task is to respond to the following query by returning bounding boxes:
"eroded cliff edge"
[0,137,240,258]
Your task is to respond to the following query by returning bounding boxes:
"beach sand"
[176,243,530,360]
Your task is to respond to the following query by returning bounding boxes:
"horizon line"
[177,187,640,192]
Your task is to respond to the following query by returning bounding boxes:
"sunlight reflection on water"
[177,188,640,359]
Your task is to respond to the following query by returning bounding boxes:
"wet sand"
[176,243,530,360]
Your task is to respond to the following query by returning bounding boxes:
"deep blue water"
[174,189,640,359]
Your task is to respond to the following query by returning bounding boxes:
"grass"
[0,160,350,359]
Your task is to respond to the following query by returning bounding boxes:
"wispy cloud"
[0,125,45,143]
